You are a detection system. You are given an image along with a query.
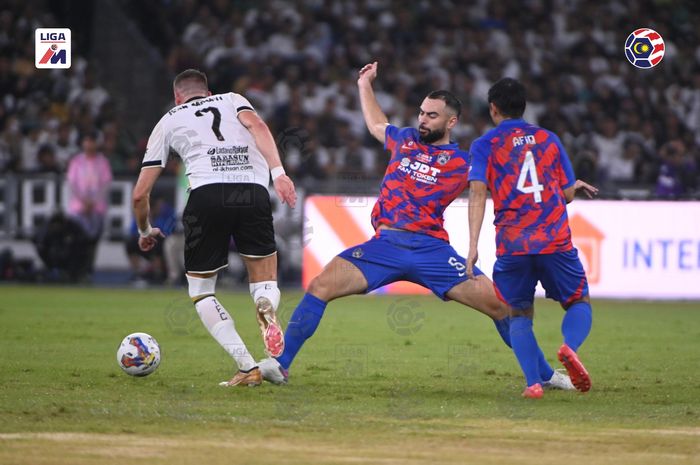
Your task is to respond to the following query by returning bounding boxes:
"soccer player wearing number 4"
[133,69,297,387]
[466,78,599,399]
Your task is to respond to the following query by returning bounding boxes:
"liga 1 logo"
[624,28,664,69]
[35,28,71,69]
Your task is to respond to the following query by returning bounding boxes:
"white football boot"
[542,369,576,390]
[259,357,288,385]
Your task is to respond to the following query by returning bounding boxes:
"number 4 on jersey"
[516,150,543,203]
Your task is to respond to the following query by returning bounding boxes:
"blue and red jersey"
[371,125,469,242]
[468,119,576,256]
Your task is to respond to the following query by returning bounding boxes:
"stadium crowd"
[1,0,698,284]
[127,0,700,197]
[2,0,699,198]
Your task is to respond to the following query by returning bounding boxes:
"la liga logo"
[625,28,664,69]
[35,28,71,69]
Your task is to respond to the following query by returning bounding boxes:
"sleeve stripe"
[236,105,254,113]
[141,160,162,167]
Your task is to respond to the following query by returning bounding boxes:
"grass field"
[1,285,699,464]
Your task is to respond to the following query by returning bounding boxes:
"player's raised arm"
[357,61,389,144]
[239,110,297,209]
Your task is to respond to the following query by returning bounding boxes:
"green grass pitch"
[1,285,699,464]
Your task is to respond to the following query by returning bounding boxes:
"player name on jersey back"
[142,92,270,190]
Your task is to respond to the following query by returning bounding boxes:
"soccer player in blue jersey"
[466,77,598,398]
[259,64,573,391]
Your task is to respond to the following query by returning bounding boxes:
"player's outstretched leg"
[558,297,593,392]
[260,257,368,383]
[446,273,511,340]
[446,275,565,388]
[187,273,261,387]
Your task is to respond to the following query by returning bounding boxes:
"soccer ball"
[117,332,161,377]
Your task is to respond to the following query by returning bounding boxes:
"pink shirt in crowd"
[66,152,113,216]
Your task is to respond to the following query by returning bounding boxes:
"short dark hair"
[173,69,208,90]
[487,78,526,118]
[427,90,462,118]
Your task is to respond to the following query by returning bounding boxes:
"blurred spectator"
[592,117,625,184]
[35,143,60,173]
[68,69,109,118]
[66,132,113,274]
[20,123,50,172]
[34,212,90,282]
[656,141,697,198]
[572,149,598,185]
[162,165,190,286]
[52,122,79,170]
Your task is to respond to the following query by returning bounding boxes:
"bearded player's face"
[417,98,453,144]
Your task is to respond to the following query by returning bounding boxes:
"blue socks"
[494,316,554,381]
[510,316,542,387]
[276,293,327,369]
[562,301,592,351]
[537,347,554,381]
[493,317,512,347]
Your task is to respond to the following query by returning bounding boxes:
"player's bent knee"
[250,280,280,310]
[307,274,332,301]
[489,300,509,320]
[187,273,217,301]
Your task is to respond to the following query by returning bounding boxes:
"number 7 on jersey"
[516,150,544,203]
[195,107,225,141]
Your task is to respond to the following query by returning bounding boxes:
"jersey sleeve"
[551,133,575,189]
[229,92,256,115]
[468,137,489,183]
[384,124,400,151]
[141,118,169,169]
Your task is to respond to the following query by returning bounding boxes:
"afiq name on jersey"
[513,135,536,146]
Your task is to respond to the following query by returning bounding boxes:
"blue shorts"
[337,229,484,300]
[493,249,589,310]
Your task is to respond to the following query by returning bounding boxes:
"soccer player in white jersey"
[132,69,297,387]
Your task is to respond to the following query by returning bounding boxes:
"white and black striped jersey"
[141,92,270,190]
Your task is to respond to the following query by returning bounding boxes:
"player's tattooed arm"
[357,61,389,144]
